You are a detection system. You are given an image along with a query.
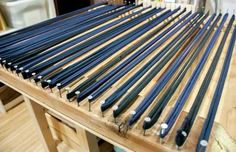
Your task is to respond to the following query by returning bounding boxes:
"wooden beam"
[76,127,100,152]
[24,96,57,152]
[0,99,6,113]
[0,85,22,113]
[5,95,23,111]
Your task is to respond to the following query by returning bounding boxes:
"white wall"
[221,0,236,15]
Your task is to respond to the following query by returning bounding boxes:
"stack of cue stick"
[0,2,235,152]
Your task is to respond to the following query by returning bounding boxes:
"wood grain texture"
[24,96,57,152]
[0,102,77,152]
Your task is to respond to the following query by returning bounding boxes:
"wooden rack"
[1,32,236,152]
[0,4,236,152]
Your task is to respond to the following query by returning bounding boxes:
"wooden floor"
[0,102,76,152]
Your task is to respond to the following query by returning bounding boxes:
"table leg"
[76,127,100,152]
[24,96,57,152]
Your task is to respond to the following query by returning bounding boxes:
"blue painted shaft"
[160,14,227,138]
[196,24,236,152]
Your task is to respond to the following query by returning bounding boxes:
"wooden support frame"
[0,68,156,152]
[0,96,23,113]
[76,128,100,152]
[23,95,100,152]
[0,85,23,114]
[0,9,235,150]
[24,96,57,152]
[0,99,6,113]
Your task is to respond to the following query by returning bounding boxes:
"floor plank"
[0,102,76,152]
